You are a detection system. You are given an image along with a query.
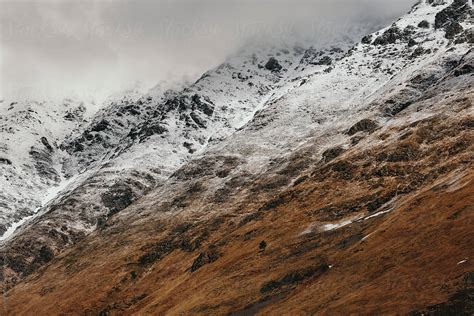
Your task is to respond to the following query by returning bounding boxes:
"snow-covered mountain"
[0,0,473,314]
[0,98,95,235]
[0,39,358,243]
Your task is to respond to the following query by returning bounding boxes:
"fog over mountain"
[1,0,473,313]
[0,0,414,101]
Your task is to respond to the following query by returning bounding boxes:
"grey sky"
[0,0,415,101]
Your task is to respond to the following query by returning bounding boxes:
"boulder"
[0,157,12,165]
[445,22,464,39]
[346,119,379,136]
[418,20,430,28]
[264,57,282,72]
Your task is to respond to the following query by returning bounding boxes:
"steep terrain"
[0,44,321,286]
[0,98,93,236]
[1,0,473,314]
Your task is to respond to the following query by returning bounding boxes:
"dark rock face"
[138,239,177,267]
[101,184,136,216]
[455,29,474,44]
[135,123,168,142]
[435,0,470,29]
[32,246,55,266]
[0,225,7,236]
[454,64,474,77]
[418,20,430,28]
[346,119,379,136]
[298,47,344,67]
[191,94,214,116]
[445,22,464,39]
[361,34,373,44]
[0,157,12,165]
[91,120,110,132]
[321,146,345,163]
[40,137,53,152]
[410,288,474,316]
[464,272,474,285]
[372,24,417,46]
[379,143,421,163]
[382,90,420,117]
[29,146,59,181]
[189,112,206,128]
[434,0,471,39]
[408,39,418,47]
[264,57,282,72]
[259,240,267,251]
[411,46,429,59]
[409,73,439,90]
[373,26,405,45]
[313,56,332,66]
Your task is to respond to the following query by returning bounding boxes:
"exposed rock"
[361,34,373,44]
[346,119,379,136]
[29,147,59,181]
[453,64,474,76]
[40,137,53,152]
[259,240,267,251]
[264,57,282,72]
[137,123,167,141]
[418,20,430,28]
[101,184,136,216]
[373,26,405,45]
[191,94,214,116]
[0,157,12,165]
[379,142,421,162]
[382,89,420,116]
[445,22,464,39]
[408,38,418,47]
[434,0,471,30]
[1,3,474,315]
[91,119,110,132]
[321,146,345,163]
[410,288,474,315]
[455,28,474,44]
[313,56,332,66]
[411,46,428,59]
[464,272,474,285]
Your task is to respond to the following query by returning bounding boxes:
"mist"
[0,0,416,102]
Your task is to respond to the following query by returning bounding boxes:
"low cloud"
[0,0,415,101]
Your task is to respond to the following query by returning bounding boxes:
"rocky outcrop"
[434,0,472,39]
[0,2,473,314]
[264,57,282,72]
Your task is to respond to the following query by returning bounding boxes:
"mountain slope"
[1,0,473,314]
[0,44,319,287]
[0,98,93,236]
[3,57,472,315]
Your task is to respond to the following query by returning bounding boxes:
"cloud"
[0,0,415,101]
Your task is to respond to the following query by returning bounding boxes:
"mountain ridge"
[0,0,473,314]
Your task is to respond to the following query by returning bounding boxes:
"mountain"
[0,98,94,236]
[1,0,473,314]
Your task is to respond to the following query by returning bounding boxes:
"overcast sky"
[0,0,415,101]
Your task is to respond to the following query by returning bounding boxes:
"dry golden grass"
[2,98,473,315]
